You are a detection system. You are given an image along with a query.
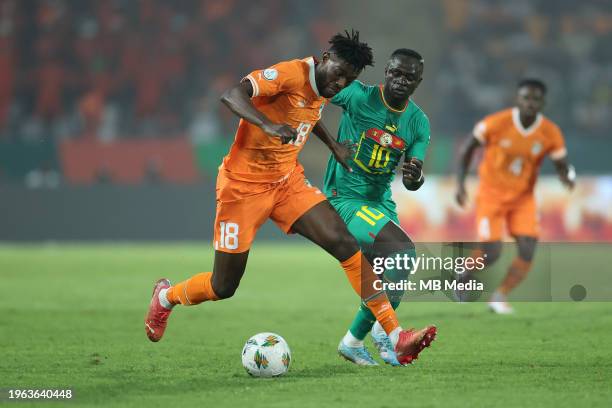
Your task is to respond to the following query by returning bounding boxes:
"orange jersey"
[473,107,567,202]
[221,57,326,182]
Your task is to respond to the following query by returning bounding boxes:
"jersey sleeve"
[472,118,490,144]
[330,80,366,111]
[406,113,431,161]
[242,60,304,97]
[548,123,567,160]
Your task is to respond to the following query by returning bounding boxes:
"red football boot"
[144,278,173,342]
[394,326,437,365]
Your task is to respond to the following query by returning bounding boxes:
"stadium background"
[0,0,611,241]
[2,3,612,407]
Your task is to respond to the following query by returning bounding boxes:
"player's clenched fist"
[402,157,425,191]
[262,123,298,144]
[402,157,423,181]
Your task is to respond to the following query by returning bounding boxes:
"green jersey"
[323,81,431,206]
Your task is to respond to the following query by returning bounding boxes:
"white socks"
[372,321,385,337]
[388,327,402,347]
[374,321,400,348]
[490,290,507,303]
[342,330,364,348]
[344,325,403,348]
[158,288,174,309]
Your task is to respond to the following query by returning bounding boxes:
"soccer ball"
[241,332,291,377]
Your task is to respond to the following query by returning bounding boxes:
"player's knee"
[482,243,502,265]
[332,232,360,261]
[518,247,536,262]
[517,237,537,262]
[212,280,239,299]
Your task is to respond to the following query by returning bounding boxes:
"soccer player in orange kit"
[456,79,576,314]
[145,31,436,365]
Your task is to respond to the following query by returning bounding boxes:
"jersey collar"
[306,57,321,97]
[512,107,542,136]
[379,84,409,113]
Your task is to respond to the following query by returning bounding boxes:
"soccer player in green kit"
[322,49,434,366]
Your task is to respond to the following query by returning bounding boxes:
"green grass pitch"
[1,243,611,407]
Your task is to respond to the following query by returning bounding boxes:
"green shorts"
[330,198,400,256]
[331,198,409,302]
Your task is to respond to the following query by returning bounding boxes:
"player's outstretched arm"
[311,121,353,172]
[220,81,297,144]
[553,157,576,190]
[455,135,481,207]
[402,157,425,191]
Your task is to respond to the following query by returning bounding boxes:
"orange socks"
[166,272,219,305]
[365,295,400,335]
[341,251,384,298]
[498,258,532,295]
[340,252,364,295]
[341,251,400,335]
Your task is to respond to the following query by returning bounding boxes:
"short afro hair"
[390,48,424,65]
[328,29,374,72]
[518,78,547,95]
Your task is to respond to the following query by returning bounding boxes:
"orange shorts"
[213,165,326,253]
[475,192,539,241]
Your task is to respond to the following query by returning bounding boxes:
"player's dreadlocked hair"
[328,29,374,71]
[518,78,547,95]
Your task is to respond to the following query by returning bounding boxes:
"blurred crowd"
[0,0,610,145]
[0,0,334,142]
[436,0,612,138]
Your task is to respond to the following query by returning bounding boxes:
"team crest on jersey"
[380,133,393,147]
[531,142,542,155]
[263,68,278,80]
[365,128,406,151]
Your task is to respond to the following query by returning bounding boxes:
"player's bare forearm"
[455,135,481,206]
[553,157,576,190]
[220,81,273,130]
[457,135,480,187]
[220,81,297,143]
[313,122,353,172]
[312,121,335,148]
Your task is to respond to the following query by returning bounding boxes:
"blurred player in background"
[456,79,576,314]
[145,30,436,365]
[318,49,433,366]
